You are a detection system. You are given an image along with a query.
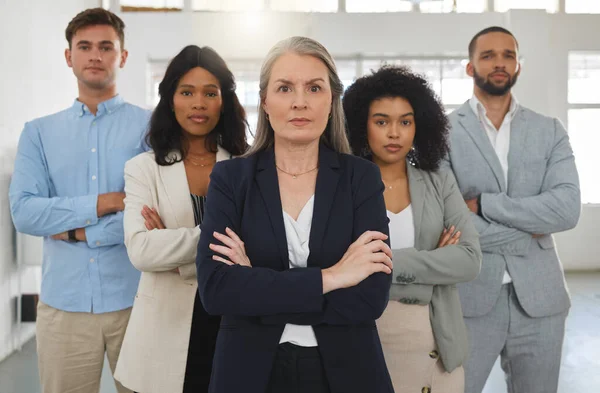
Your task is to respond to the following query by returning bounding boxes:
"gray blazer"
[389,162,482,372]
[445,102,581,318]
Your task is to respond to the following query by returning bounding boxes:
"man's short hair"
[65,8,126,49]
[468,26,519,59]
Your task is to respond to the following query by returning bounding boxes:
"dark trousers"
[267,343,331,393]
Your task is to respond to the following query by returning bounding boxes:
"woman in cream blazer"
[343,66,482,393]
[114,45,248,393]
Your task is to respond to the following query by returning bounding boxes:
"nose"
[291,90,308,110]
[192,96,207,110]
[387,123,400,139]
[89,47,102,62]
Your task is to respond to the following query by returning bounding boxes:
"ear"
[119,49,129,68]
[65,48,73,68]
[466,61,474,78]
[515,60,521,76]
[262,98,269,116]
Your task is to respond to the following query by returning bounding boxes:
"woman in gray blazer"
[343,66,482,393]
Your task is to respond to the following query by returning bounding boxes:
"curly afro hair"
[342,65,449,171]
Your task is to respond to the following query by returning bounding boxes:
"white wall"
[0,0,99,362]
[117,9,600,270]
[0,1,598,362]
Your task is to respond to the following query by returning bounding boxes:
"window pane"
[270,0,338,12]
[121,0,183,9]
[495,0,558,12]
[566,0,600,13]
[193,0,263,11]
[441,59,472,105]
[420,0,487,13]
[568,109,600,203]
[228,60,262,108]
[335,59,358,92]
[346,0,413,12]
[246,111,258,144]
[569,53,600,104]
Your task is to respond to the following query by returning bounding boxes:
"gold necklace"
[276,164,318,179]
[185,157,216,167]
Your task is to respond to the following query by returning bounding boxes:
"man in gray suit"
[445,26,581,393]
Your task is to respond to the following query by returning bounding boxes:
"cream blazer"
[114,146,231,393]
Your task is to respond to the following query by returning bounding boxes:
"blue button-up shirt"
[9,95,151,313]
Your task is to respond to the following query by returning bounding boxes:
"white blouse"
[279,195,318,347]
[387,204,415,250]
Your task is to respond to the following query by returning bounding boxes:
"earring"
[265,113,269,120]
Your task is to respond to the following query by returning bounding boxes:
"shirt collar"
[469,93,519,121]
[70,94,125,117]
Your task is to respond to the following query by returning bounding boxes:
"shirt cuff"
[85,223,107,248]
[75,194,99,227]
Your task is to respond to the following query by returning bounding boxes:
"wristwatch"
[68,229,77,242]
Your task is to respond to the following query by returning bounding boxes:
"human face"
[173,67,223,138]
[263,52,332,147]
[65,25,127,90]
[367,97,416,166]
[467,32,520,96]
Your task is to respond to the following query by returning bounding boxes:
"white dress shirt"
[279,195,319,347]
[469,94,519,284]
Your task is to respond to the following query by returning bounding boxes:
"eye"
[79,46,90,51]
[310,85,321,93]
[277,85,290,93]
[375,120,387,126]
[401,120,412,126]
[181,91,192,96]
[206,92,218,97]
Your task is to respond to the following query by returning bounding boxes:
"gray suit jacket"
[390,163,482,372]
[446,102,581,318]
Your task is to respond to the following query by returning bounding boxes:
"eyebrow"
[274,78,326,84]
[76,40,114,46]
[372,112,414,118]
[178,83,220,89]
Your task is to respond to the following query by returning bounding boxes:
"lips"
[384,144,402,153]
[289,118,311,126]
[189,114,209,124]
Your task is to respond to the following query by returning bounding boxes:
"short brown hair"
[65,8,126,49]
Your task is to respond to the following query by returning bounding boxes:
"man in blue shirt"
[9,8,150,393]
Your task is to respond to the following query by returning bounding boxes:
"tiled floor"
[0,272,598,393]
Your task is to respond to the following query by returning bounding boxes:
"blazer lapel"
[255,148,289,269]
[506,108,528,194]
[456,103,506,192]
[307,144,340,268]
[158,151,195,229]
[407,163,425,250]
[159,146,232,229]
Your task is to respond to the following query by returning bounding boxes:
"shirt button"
[92,120,96,125]
[90,258,95,263]
[96,241,101,246]
[91,148,96,153]
[86,220,91,225]
[92,175,97,180]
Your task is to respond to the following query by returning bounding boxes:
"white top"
[469,94,519,284]
[387,205,415,250]
[279,195,318,347]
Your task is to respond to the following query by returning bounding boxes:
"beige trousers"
[377,301,464,393]
[36,301,133,393]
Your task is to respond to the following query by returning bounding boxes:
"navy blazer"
[196,144,394,393]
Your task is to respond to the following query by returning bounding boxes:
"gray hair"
[245,36,351,156]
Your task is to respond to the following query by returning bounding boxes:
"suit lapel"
[407,163,425,250]
[456,103,506,192]
[159,152,195,229]
[507,108,527,194]
[159,146,232,229]
[307,145,340,268]
[255,148,289,269]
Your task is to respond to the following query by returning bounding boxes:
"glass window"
[441,59,471,105]
[419,0,487,13]
[566,0,600,13]
[494,0,558,13]
[121,0,183,10]
[345,0,413,12]
[192,0,264,11]
[270,0,338,12]
[567,109,600,203]
[568,53,600,104]
[336,59,359,92]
